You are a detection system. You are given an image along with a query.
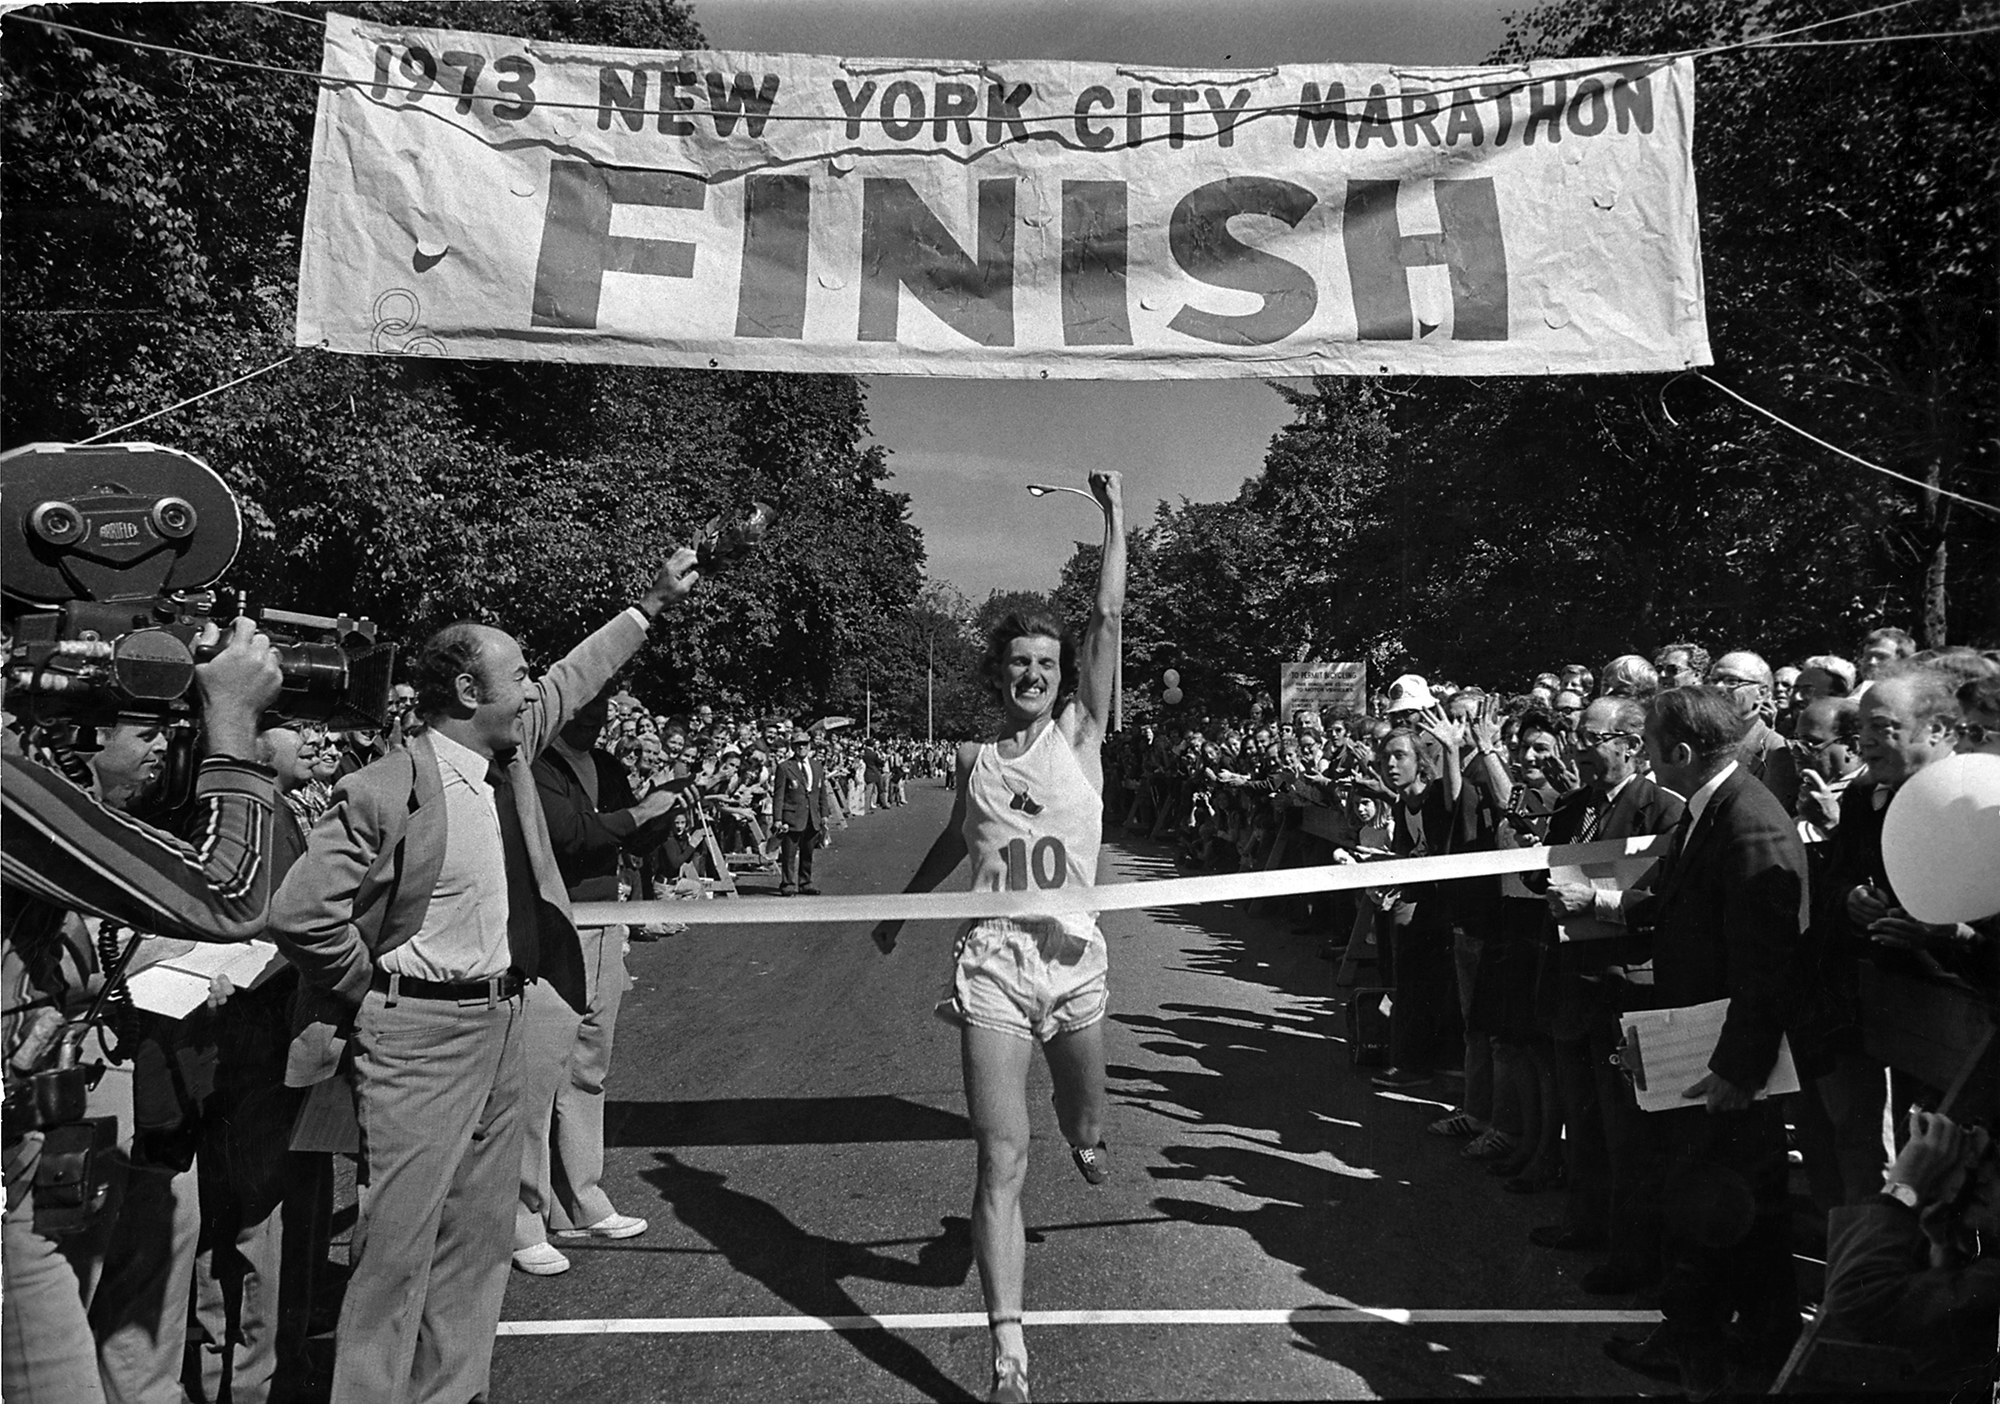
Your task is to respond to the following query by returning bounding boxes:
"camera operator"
[3,616,284,1404]
[1819,1110,2000,1394]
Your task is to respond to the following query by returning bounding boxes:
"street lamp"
[915,617,954,747]
[1024,483,1121,732]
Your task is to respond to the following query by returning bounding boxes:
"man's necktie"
[1576,796,1608,843]
[1658,806,1696,888]
[487,759,541,980]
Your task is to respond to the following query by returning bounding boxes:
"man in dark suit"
[272,548,700,1404]
[1713,650,1801,815]
[1803,664,1963,1207]
[1533,695,1683,1270]
[1586,686,1809,1400]
[512,682,682,1275]
[771,729,827,896]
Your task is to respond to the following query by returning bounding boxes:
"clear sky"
[691,0,1516,599]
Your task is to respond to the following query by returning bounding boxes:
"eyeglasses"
[1556,704,1583,715]
[1960,722,1998,746]
[1574,730,1638,748]
[1711,674,1765,691]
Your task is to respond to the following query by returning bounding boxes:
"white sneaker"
[511,1242,571,1276]
[557,1212,648,1240]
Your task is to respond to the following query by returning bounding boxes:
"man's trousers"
[3,1130,112,1404]
[517,927,631,1246]
[780,827,818,891]
[334,985,526,1404]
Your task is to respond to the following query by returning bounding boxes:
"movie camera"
[1,442,395,743]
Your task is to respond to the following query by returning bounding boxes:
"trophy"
[693,499,779,571]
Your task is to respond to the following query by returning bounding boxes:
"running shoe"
[989,1357,1030,1403]
[1070,1141,1109,1186]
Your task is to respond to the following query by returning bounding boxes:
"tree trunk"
[1923,530,1949,647]
[1922,455,1950,648]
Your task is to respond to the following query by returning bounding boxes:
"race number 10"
[369,44,537,121]
[1002,836,1068,891]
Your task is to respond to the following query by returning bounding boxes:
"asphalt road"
[487,779,1676,1402]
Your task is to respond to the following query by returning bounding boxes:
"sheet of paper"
[123,938,286,1017]
[1550,859,1658,943]
[125,965,217,1020]
[1620,998,1801,1113]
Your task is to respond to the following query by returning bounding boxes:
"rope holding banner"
[79,349,312,445]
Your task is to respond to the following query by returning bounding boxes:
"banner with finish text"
[296,12,1711,379]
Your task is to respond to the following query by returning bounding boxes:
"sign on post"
[297,13,1710,378]
[1281,661,1366,718]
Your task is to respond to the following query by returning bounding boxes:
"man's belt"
[370,969,524,1003]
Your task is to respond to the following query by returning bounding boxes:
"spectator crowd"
[1105,627,2000,1396]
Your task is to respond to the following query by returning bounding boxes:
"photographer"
[1819,1110,2000,1395]
[4,616,284,1404]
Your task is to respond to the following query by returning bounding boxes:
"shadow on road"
[1104,837,1494,1395]
[607,1095,972,1147]
[638,1153,980,1402]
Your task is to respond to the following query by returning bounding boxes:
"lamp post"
[1024,482,1121,732]
[917,618,951,747]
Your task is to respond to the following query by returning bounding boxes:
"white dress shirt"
[377,728,514,982]
[1589,762,1737,929]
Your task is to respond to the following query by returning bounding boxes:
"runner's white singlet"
[937,720,1107,1040]
[960,721,1102,934]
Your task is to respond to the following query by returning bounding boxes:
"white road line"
[498,1308,1663,1336]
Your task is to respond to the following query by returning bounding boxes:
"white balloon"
[1162,686,1183,705]
[1163,669,1181,687]
[1882,753,2000,925]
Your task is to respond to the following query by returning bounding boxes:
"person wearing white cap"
[1386,673,1438,715]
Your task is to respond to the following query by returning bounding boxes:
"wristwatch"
[1880,1180,1921,1211]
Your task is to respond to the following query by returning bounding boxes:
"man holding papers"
[1532,696,1683,1271]
[1552,686,1808,1400]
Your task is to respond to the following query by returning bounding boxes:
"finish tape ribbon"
[573,834,1669,928]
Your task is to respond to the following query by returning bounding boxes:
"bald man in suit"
[273,549,700,1404]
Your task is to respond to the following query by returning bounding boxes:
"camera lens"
[150,497,197,539]
[28,501,84,545]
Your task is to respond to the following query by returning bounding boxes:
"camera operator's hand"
[637,546,702,620]
[195,616,283,760]
[1887,1110,1985,1204]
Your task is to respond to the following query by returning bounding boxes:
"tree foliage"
[1057,0,1997,707]
[1,2,926,717]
